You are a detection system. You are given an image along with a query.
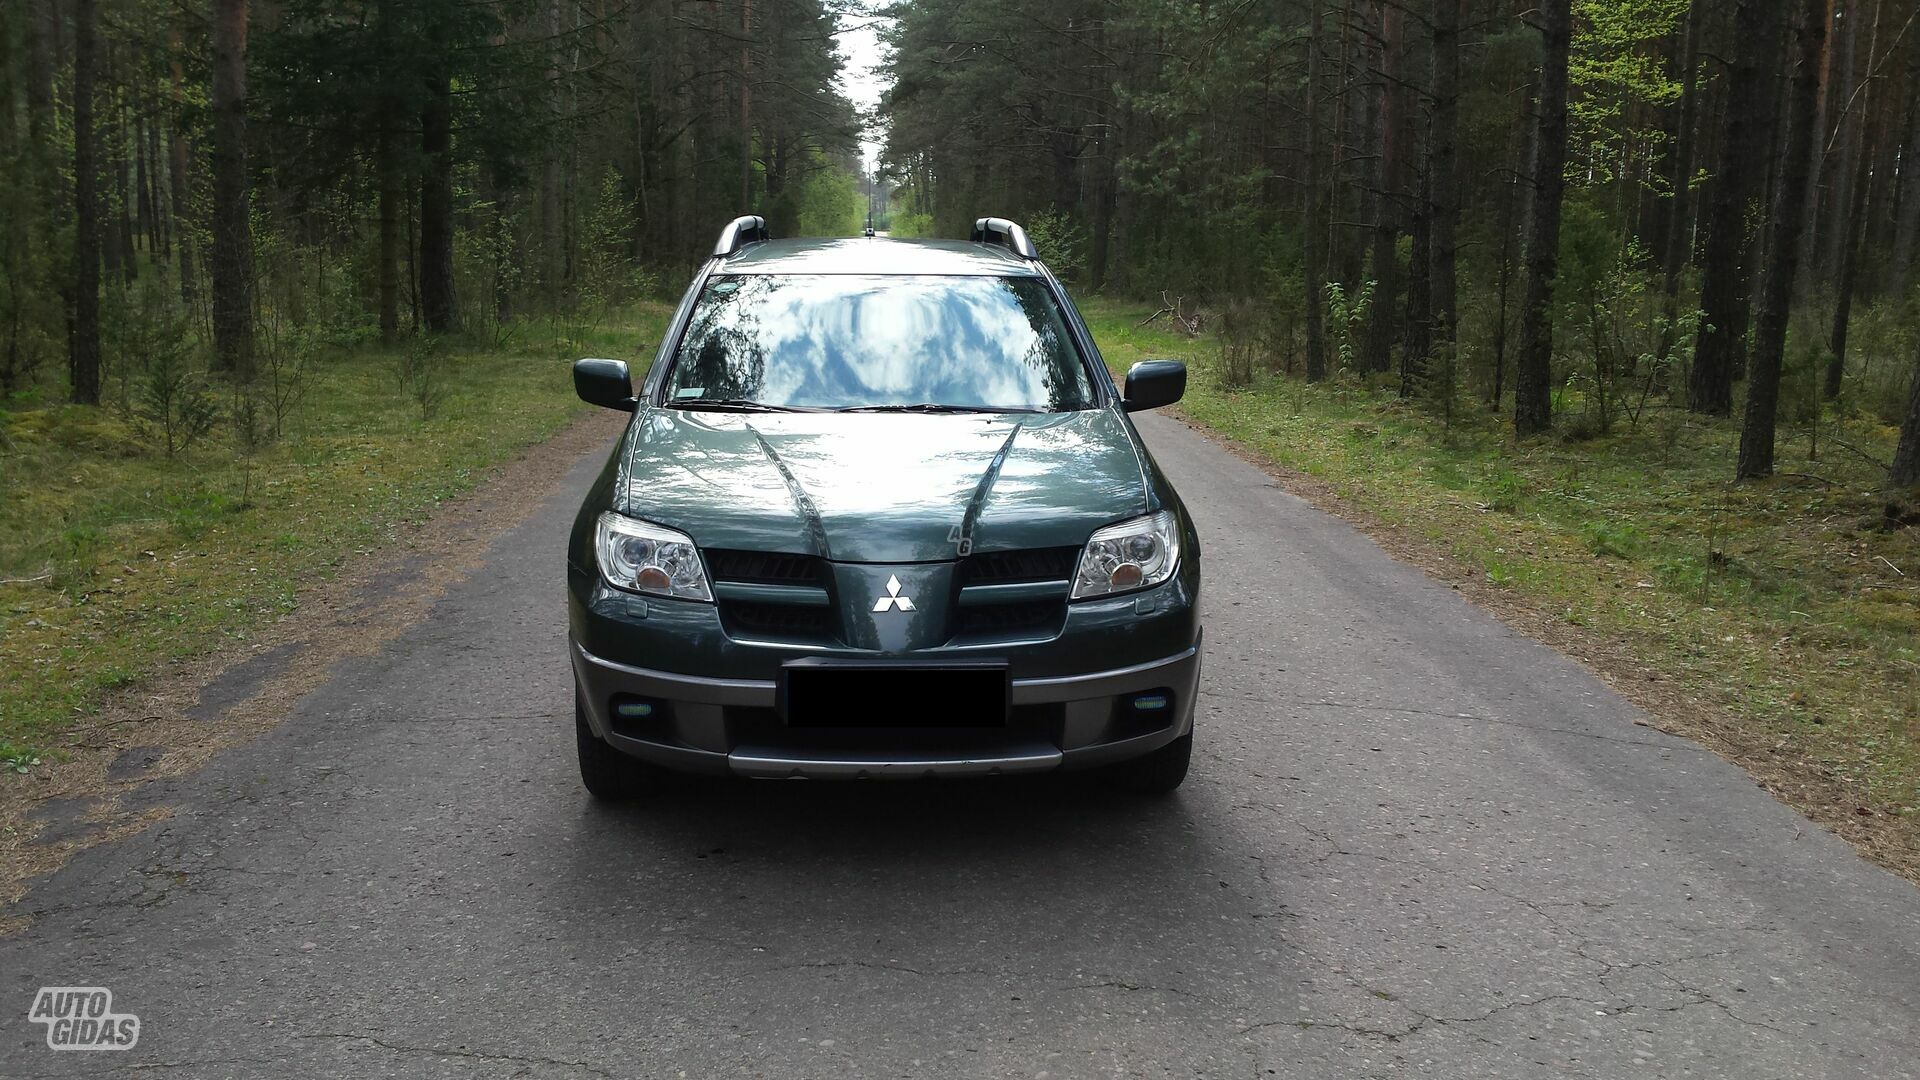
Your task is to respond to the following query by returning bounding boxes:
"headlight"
[595,513,712,601]
[1071,509,1180,600]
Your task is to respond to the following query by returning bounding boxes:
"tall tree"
[1363,0,1403,377]
[374,0,400,343]
[1738,0,1829,479]
[1823,0,1886,400]
[1304,0,1329,382]
[166,20,195,311]
[1689,0,1785,416]
[1893,38,1920,293]
[1893,361,1920,487]
[209,0,255,379]
[1515,0,1572,437]
[1401,22,1432,393]
[419,62,455,333]
[70,0,101,405]
[1659,0,1705,355]
[1428,0,1461,363]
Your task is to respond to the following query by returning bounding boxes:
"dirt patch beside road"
[0,409,627,933]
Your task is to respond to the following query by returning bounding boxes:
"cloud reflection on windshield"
[665,275,1096,412]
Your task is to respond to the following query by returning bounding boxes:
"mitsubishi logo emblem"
[872,575,915,613]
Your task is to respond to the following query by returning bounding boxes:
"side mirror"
[1122,360,1186,412]
[574,358,636,412]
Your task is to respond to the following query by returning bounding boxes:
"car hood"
[612,408,1150,561]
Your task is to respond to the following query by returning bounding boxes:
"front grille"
[705,549,828,586]
[958,546,1080,586]
[952,598,1065,639]
[722,600,836,639]
[707,549,838,642]
[951,546,1075,641]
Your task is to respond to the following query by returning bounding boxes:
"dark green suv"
[566,216,1201,796]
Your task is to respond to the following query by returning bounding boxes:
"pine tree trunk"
[1739,0,1828,479]
[1492,76,1536,407]
[1403,168,1431,394]
[1399,14,1432,394]
[540,0,564,294]
[137,114,157,258]
[1515,0,1572,437]
[70,0,101,405]
[1332,0,1362,288]
[1824,0,1884,399]
[113,63,135,286]
[1428,0,1460,357]
[419,68,455,333]
[1891,361,1920,486]
[167,21,196,311]
[1893,44,1920,292]
[0,7,14,392]
[100,44,121,286]
[1804,0,1850,284]
[209,0,255,380]
[375,0,400,343]
[24,0,55,223]
[148,119,167,257]
[1689,0,1783,416]
[377,116,401,342]
[739,0,753,211]
[1826,125,1872,398]
[1303,0,1328,382]
[1363,0,1403,376]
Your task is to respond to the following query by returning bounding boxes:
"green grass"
[1082,296,1920,821]
[0,304,668,761]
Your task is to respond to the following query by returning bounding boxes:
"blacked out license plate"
[780,660,1010,728]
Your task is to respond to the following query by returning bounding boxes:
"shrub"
[392,334,447,420]
[1024,208,1089,283]
[132,337,220,457]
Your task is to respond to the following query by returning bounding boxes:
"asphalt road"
[6,410,1920,1078]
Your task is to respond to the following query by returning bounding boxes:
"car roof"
[717,237,1041,277]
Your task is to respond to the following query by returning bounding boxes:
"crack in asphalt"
[1255,819,1810,1052]
[761,958,992,979]
[299,1032,616,1077]
[121,1058,285,1072]
[1055,977,1210,1002]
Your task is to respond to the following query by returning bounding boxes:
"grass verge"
[1081,295,1919,873]
[0,306,667,764]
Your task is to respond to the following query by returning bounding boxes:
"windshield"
[661,274,1098,413]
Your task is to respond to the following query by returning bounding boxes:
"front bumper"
[570,639,1201,779]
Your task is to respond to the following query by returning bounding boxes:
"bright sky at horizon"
[836,9,890,174]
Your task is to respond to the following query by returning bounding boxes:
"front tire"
[1103,731,1192,794]
[575,696,667,801]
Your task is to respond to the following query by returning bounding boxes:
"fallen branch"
[1826,436,1890,472]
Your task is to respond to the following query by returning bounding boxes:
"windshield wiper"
[838,402,1037,414]
[669,398,823,413]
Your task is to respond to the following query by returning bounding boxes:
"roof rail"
[714,215,771,257]
[970,217,1038,259]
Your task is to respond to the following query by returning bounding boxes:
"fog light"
[1131,692,1169,712]
[613,697,657,719]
